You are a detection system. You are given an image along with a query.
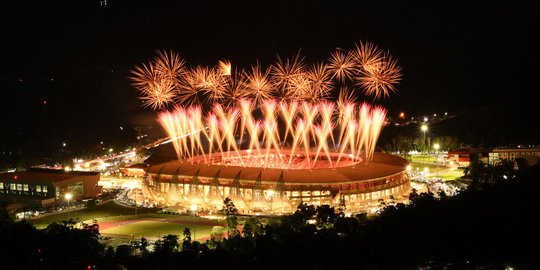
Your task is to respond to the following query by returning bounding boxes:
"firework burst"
[244,63,274,105]
[220,71,249,108]
[154,50,186,83]
[130,63,176,109]
[131,40,402,108]
[218,60,232,76]
[327,49,356,82]
[355,54,402,99]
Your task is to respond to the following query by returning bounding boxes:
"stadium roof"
[147,152,407,185]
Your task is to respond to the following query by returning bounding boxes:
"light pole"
[189,204,198,240]
[433,144,440,177]
[421,125,428,153]
[134,188,137,215]
[267,189,275,214]
[64,193,72,220]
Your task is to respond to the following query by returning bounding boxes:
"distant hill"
[432,102,540,146]
[380,101,540,147]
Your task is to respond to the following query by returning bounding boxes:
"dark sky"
[1,0,538,158]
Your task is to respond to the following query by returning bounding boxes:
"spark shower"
[131,41,402,170]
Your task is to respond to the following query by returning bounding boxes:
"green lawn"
[409,162,447,173]
[30,201,225,240]
[101,220,215,240]
[30,201,157,228]
[410,154,436,163]
[438,168,465,181]
[409,161,464,181]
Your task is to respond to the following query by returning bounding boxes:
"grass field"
[409,162,447,173]
[30,201,157,228]
[410,154,437,163]
[409,161,464,181]
[101,220,216,240]
[438,168,465,181]
[29,201,225,241]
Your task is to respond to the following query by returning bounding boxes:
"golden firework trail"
[157,101,387,169]
[133,40,401,168]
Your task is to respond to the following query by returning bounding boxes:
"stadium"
[142,149,409,214]
[130,41,410,214]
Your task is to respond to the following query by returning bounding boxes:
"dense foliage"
[1,164,538,269]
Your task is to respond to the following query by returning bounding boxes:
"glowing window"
[36,185,42,192]
[43,186,48,193]
[23,184,29,191]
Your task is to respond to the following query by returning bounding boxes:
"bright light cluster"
[158,99,386,169]
[130,41,402,110]
[132,41,400,168]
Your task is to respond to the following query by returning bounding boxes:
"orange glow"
[134,41,401,168]
[130,40,402,109]
[158,100,387,168]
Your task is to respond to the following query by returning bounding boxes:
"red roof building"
[0,168,100,205]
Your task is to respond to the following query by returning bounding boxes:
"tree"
[243,217,263,238]
[293,202,316,224]
[42,221,104,267]
[396,135,414,158]
[182,227,192,251]
[115,244,132,262]
[315,205,336,228]
[337,194,346,217]
[409,188,419,203]
[433,136,460,151]
[466,158,485,183]
[222,198,239,237]
[222,197,239,215]
[139,237,148,255]
[437,190,447,200]
[154,234,179,254]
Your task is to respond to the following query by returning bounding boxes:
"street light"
[267,189,275,214]
[190,204,198,240]
[421,125,428,153]
[433,143,440,164]
[64,193,73,220]
[133,188,137,215]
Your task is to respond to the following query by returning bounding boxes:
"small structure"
[120,163,149,177]
[489,147,540,167]
[0,168,100,205]
[447,147,490,167]
[447,149,472,167]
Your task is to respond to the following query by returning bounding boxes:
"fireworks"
[133,41,401,167]
[157,100,386,169]
[328,49,356,82]
[355,54,402,99]
[131,41,401,109]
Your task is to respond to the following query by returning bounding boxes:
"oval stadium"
[142,149,409,214]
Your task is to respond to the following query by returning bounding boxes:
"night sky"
[1,1,538,161]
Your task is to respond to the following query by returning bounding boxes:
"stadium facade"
[143,150,409,214]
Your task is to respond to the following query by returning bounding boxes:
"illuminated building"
[0,168,100,205]
[143,149,409,214]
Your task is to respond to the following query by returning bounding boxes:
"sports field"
[409,162,464,181]
[99,218,219,241]
[30,201,156,228]
[30,201,226,241]
[409,154,437,163]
